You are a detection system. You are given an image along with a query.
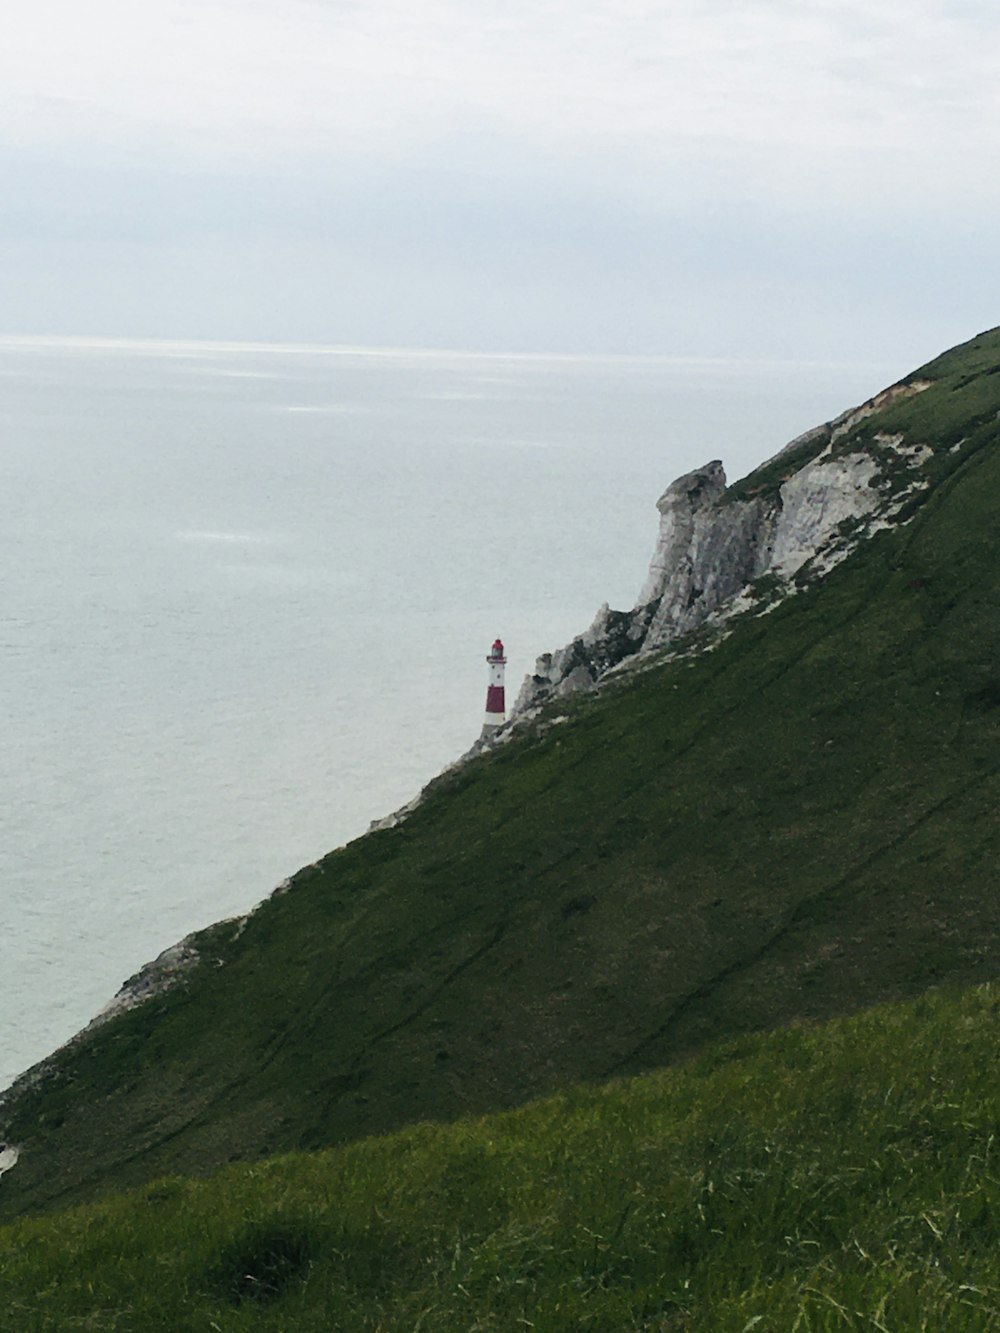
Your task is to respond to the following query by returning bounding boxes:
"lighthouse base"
[481,711,505,739]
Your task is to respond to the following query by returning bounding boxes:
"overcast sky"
[3,0,999,361]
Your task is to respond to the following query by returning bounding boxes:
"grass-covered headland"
[4,982,1000,1330]
[4,327,1000,1327]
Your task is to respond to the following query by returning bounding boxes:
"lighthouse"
[482,637,507,737]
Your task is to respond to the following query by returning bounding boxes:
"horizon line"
[0,332,900,373]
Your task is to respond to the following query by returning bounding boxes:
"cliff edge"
[514,378,933,714]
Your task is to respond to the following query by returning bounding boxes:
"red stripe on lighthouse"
[486,685,505,713]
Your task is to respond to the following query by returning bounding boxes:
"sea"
[0,335,902,1091]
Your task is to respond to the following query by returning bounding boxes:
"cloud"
[4,0,1000,172]
[1,1,998,355]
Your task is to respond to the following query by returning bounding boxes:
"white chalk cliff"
[513,379,932,716]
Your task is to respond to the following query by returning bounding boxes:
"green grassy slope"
[5,983,1000,1331]
[4,328,1000,1221]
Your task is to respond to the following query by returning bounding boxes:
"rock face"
[638,463,775,649]
[513,380,931,716]
[90,935,203,1027]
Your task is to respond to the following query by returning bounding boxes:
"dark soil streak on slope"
[605,764,1000,1076]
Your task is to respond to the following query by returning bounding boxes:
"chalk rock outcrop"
[514,380,932,715]
[638,463,775,649]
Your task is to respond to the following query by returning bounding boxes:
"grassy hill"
[4,982,1000,1330]
[4,327,1000,1225]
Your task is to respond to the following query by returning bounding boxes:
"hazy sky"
[3,0,999,360]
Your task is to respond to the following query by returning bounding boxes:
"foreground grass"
[4,983,1000,1331]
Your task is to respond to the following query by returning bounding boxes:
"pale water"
[0,336,901,1090]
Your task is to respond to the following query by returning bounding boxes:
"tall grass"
[4,983,1000,1330]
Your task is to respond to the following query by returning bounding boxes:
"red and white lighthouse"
[482,637,507,736]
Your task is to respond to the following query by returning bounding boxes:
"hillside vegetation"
[4,983,1000,1330]
[3,328,1000,1224]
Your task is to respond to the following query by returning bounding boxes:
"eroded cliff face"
[639,464,775,648]
[513,379,932,716]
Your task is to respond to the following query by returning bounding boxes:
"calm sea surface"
[0,336,901,1089]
